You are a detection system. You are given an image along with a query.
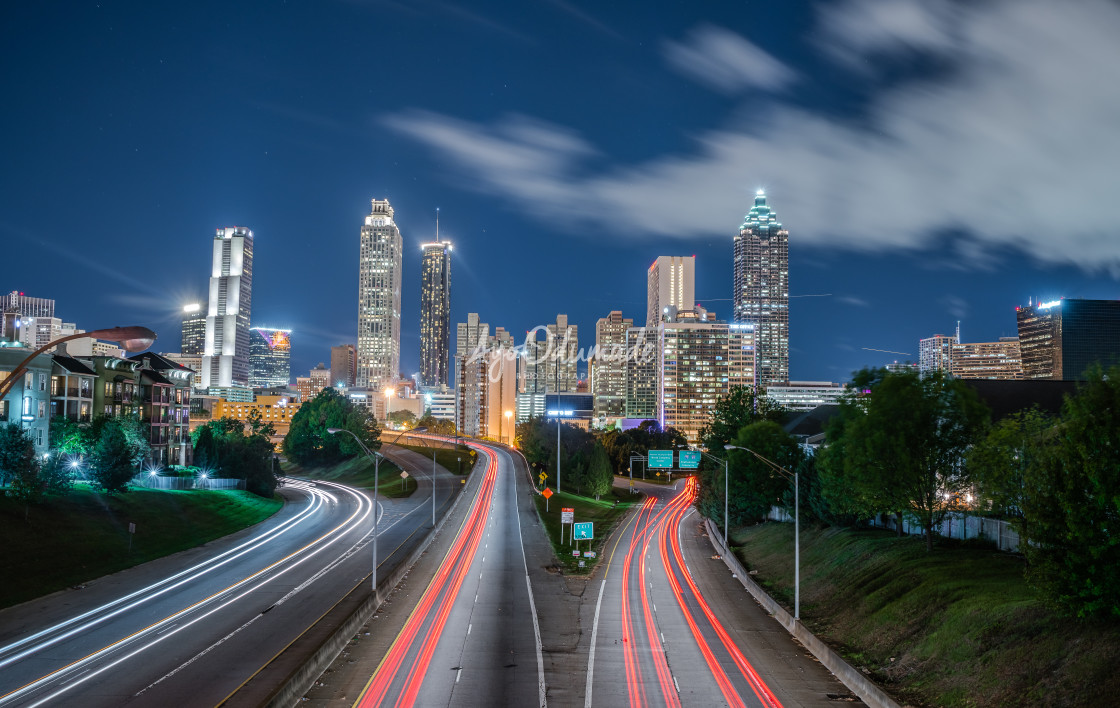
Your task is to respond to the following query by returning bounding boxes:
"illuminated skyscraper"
[357,199,403,389]
[647,256,695,328]
[249,327,292,388]
[733,191,788,390]
[419,225,452,388]
[181,303,206,356]
[202,226,253,389]
[591,310,632,419]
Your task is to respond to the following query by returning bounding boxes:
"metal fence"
[130,475,244,491]
[767,506,1021,552]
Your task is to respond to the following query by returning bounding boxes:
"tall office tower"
[248,327,292,388]
[181,303,206,355]
[919,333,958,376]
[1016,299,1120,380]
[733,190,789,390]
[950,338,1023,380]
[591,311,632,419]
[201,226,254,389]
[419,232,452,388]
[357,198,403,389]
[647,256,695,328]
[658,307,756,444]
[330,344,357,388]
[544,314,579,393]
[624,326,658,419]
[456,312,490,356]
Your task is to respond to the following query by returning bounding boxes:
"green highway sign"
[679,451,701,469]
[573,522,594,540]
[648,450,673,468]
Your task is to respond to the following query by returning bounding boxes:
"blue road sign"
[679,450,701,469]
[648,450,673,469]
[573,522,594,540]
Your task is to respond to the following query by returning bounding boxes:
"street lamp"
[726,444,801,622]
[0,326,157,402]
[328,427,388,594]
[546,409,572,494]
[504,410,513,446]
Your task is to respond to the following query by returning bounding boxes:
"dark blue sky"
[4,1,1119,382]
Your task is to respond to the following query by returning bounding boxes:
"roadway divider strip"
[703,518,901,708]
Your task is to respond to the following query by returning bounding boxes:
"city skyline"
[4,2,1119,386]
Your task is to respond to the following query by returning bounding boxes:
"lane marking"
[503,446,547,708]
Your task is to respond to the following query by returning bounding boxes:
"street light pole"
[327,428,383,594]
[726,444,800,621]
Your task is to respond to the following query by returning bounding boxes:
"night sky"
[5,1,1119,383]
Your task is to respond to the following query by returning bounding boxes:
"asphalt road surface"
[0,456,456,708]
[349,440,546,708]
[586,478,861,708]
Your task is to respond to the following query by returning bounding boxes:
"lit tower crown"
[419,208,452,388]
[733,189,789,390]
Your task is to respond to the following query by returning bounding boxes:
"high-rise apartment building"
[330,344,357,388]
[624,327,658,419]
[1016,299,1120,380]
[919,333,957,376]
[647,256,695,328]
[544,314,578,393]
[181,303,206,356]
[1,291,56,342]
[357,199,403,389]
[202,226,253,389]
[733,190,789,390]
[455,313,489,436]
[419,234,452,388]
[590,311,632,420]
[950,338,1022,380]
[249,327,292,388]
[658,307,756,444]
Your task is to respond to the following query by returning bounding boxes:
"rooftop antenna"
[956,320,961,343]
[435,207,440,243]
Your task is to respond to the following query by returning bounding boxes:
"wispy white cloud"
[385,0,1120,273]
[838,296,870,308]
[663,24,796,93]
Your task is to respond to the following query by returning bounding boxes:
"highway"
[0,454,457,708]
[349,440,546,708]
[586,478,859,707]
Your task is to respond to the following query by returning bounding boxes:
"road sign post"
[561,507,574,545]
[573,521,593,541]
[542,486,553,512]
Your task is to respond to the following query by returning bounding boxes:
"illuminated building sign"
[255,328,292,350]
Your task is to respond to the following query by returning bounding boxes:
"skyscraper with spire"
[357,198,403,389]
[733,190,788,389]
[419,210,452,388]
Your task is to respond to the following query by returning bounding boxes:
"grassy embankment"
[393,441,478,476]
[0,486,282,609]
[730,523,1120,707]
[533,488,638,575]
[281,456,416,497]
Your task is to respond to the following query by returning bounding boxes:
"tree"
[1018,365,1120,618]
[193,425,218,471]
[90,419,144,493]
[698,385,787,453]
[585,441,614,500]
[283,388,380,465]
[722,421,804,524]
[416,414,456,435]
[388,410,417,428]
[192,416,282,497]
[1,424,48,518]
[822,369,989,551]
[50,416,93,457]
[967,408,1052,535]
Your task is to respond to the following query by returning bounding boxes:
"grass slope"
[0,486,282,609]
[394,442,478,476]
[281,456,416,497]
[533,488,637,575]
[730,523,1120,707]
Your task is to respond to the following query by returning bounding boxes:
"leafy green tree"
[823,369,989,551]
[1019,365,1120,618]
[816,397,884,526]
[967,408,1052,535]
[388,410,417,428]
[698,385,787,453]
[722,421,804,524]
[49,416,93,457]
[192,416,282,497]
[283,388,380,465]
[90,419,144,493]
[1,425,50,519]
[193,425,218,471]
[585,441,614,500]
[416,414,457,435]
